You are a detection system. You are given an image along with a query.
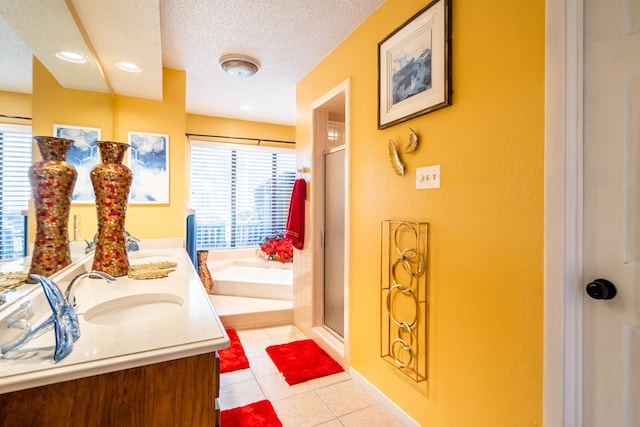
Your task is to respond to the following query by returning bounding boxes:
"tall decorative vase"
[90,141,132,277]
[197,250,213,293]
[28,136,77,279]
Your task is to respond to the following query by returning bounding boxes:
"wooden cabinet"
[0,352,219,427]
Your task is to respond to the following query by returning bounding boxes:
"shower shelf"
[380,220,428,383]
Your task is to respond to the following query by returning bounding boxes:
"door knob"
[585,278,617,300]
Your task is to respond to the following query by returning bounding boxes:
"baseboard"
[349,367,420,427]
[311,326,345,366]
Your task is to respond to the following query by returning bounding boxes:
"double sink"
[0,244,228,394]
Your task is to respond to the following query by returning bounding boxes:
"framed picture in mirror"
[127,131,169,204]
[53,124,101,203]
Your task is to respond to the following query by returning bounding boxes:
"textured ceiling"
[0,0,385,125]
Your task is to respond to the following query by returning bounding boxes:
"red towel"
[285,178,306,250]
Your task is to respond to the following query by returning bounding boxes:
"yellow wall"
[112,68,187,239]
[0,91,32,124]
[31,59,114,242]
[296,0,544,425]
[187,114,295,144]
[26,61,294,243]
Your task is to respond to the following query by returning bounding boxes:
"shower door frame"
[308,78,351,366]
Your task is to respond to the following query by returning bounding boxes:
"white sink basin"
[83,293,184,326]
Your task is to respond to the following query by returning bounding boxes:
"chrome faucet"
[84,232,139,253]
[125,231,140,252]
[64,270,115,307]
[83,238,96,254]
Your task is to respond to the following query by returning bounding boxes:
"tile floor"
[220,325,408,427]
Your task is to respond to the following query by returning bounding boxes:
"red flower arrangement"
[260,234,294,263]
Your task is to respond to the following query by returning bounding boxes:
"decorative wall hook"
[388,139,405,176]
[405,128,419,154]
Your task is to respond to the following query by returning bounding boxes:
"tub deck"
[207,256,293,328]
[208,295,292,329]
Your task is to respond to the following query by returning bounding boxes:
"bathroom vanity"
[0,242,229,427]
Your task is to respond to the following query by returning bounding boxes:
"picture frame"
[378,0,452,129]
[53,124,101,203]
[127,131,169,204]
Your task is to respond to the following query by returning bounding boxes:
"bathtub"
[209,259,293,301]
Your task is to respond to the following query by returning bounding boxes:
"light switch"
[416,165,440,189]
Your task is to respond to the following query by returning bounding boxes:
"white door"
[583,0,640,425]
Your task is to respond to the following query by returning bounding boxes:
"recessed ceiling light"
[116,61,142,73]
[240,104,254,111]
[219,54,260,78]
[55,51,86,64]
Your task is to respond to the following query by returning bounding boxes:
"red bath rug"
[219,328,250,373]
[221,400,282,426]
[265,339,344,385]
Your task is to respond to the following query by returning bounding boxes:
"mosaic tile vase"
[28,136,77,279]
[90,141,132,277]
[197,250,213,293]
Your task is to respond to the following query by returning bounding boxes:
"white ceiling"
[0,0,385,125]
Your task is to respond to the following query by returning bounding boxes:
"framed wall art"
[53,124,101,203]
[378,0,452,129]
[127,131,169,204]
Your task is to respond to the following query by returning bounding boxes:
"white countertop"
[0,243,229,394]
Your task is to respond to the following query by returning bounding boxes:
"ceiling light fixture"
[55,51,86,64]
[116,61,142,73]
[219,54,260,78]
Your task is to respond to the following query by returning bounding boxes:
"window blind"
[189,141,296,249]
[0,124,32,260]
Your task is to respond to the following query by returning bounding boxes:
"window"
[189,141,296,249]
[0,124,32,260]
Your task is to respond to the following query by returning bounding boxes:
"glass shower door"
[323,147,345,338]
